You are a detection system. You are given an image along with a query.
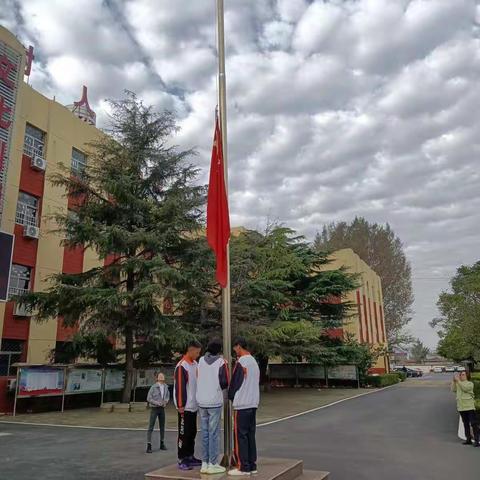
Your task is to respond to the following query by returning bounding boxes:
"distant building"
[325,248,389,373]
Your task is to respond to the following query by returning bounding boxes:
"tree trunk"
[122,325,134,403]
[258,354,269,385]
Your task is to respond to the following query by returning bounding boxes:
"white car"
[432,366,443,373]
[445,366,456,372]
[455,366,466,372]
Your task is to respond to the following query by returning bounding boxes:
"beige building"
[327,248,389,373]
[0,26,103,411]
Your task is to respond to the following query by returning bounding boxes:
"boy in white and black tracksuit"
[174,340,202,471]
[228,337,260,476]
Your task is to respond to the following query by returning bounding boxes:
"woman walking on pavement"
[452,371,479,447]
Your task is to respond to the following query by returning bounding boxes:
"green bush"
[391,371,407,382]
[470,372,480,381]
[476,399,480,412]
[473,380,480,397]
[364,374,400,388]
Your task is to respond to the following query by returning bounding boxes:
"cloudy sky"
[2,0,480,348]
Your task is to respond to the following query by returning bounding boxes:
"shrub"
[364,374,400,388]
[392,371,407,382]
[476,399,480,412]
[473,380,480,398]
[470,372,480,381]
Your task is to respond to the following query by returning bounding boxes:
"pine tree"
[19,93,206,402]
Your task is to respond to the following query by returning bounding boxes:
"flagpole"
[216,0,232,467]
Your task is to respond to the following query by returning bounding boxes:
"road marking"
[0,432,12,436]
[257,384,400,427]
[0,384,400,432]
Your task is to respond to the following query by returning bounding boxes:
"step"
[297,469,330,480]
[146,457,305,480]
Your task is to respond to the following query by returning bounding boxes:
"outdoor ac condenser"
[31,155,46,172]
[23,225,39,239]
[13,303,32,317]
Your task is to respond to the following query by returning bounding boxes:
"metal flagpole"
[216,0,233,467]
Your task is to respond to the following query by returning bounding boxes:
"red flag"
[207,113,230,287]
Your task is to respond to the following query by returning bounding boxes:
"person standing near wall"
[228,337,260,476]
[174,340,202,470]
[452,371,479,447]
[146,372,170,453]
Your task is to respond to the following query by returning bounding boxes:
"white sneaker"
[251,471,258,475]
[208,464,227,474]
[228,469,251,476]
[201,463,210,474]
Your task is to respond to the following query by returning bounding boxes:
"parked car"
[445,366,456,372]
[432,366,444,373]
[455,365,466,372]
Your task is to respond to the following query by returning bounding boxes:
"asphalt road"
[0,373,478,480]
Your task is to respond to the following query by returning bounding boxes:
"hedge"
[473,380,480,397]
[365,374,401,388]
[471,372,480,381]
[391,371,407,382]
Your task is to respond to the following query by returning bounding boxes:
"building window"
[15,192,39,227]
[71,148,87,177]
[24,123,45,158]
[0,339,24,376]
[8,264,32,298]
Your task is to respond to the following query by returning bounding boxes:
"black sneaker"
[473,442,480,448]
[160,442,167,451]
[146,443,153,453]
[462,440,472,445]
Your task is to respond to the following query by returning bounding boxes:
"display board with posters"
[327,365,358,381]
[18,367,65,397]
[135,369,156,388]
[104,368,125,391]
[66,368,103,394]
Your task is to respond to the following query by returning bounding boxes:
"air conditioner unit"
[13,303,32,317]
[7,379,17,392]
[31,155,46,172]
[23,225,39,239]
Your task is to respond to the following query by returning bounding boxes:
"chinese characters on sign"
[0,41,22,225]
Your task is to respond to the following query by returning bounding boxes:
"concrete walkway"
[0,375,477,480]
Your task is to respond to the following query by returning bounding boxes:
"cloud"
[3,0,480,348]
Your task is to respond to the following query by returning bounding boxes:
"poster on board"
[327,365,358,380]
[18,368,65,397]
[105,369,125,391]
[135,369,156,388]
[66,369,103,394]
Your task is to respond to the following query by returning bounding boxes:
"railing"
[23,134,44,159]
[15,204,37,227]
[8,286,29,299]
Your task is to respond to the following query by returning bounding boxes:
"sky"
[1,0,480,349]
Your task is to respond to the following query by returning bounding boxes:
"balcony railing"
[24,134,44,159]
[8,286,29,299]
[15,206,37,227]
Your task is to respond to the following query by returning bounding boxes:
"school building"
[326,248,390,373]
[0,26,103,411]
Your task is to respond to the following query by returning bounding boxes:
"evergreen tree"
[19,93,206,402]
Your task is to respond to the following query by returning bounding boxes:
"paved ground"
[0,374,478,480]
[0,388,367,429]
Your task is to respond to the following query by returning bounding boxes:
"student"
[196,338,230,474]
[228,337,260,476]
[146,372,170,453]
[174,340,202,470]
[452,371,479,447]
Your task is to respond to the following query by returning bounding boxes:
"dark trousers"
[460,410,479,443]
[147,407,166,444]
[178,411,197,461]
[233,408,257,472]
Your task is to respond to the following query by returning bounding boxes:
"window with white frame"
[71,148,87,177]
[8,264,32,298]
[24,123,45,158]
[15,192,39,227]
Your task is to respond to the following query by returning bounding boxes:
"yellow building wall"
[1,26,103,363]
[327,248,389,372]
